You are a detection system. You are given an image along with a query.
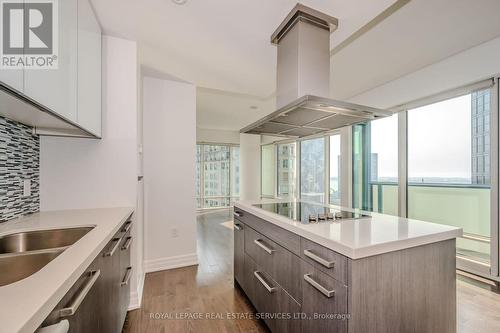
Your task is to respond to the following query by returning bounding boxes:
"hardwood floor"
[457,276,500,332]
[124,209,268,333]
[124,209,500,333]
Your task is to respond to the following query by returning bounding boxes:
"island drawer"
[300,260,348,333]
[244,254,301,333]
[245,226,302,303]
[234,208,300,255]
[300,238,348,285]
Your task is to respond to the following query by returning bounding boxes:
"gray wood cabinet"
[99,230,122,333]
[119,222,133,330]
[233,218,245,288]
[43,258,101,333]
[244,254,301,333]
[41,217,133,332]
[301,261,348,333]
[244,225,302,303]
[234,208,457,333]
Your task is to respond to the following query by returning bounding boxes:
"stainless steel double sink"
[0,227,94,287]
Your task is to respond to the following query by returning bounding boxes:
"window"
[408,90,491,264]
[196,144,239,209]
[261,145,275,197]
[277,143,297,198]
[352,115,399,215]
[230,146,240,202]
[370,116,399,215]
[329,135,341,205]
[300,137,325,203]
[196,145,201,208]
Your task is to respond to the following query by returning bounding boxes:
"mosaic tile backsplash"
[0,116,40,222]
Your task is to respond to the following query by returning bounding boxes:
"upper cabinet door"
[24,0,78,122]
[0,69,23,93]
[77,0,102,137]
[0,0,23,92]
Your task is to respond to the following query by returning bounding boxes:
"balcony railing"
[196,195,240,210]
[370,181,491,264]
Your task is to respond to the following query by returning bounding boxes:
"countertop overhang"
[0,207,134,333]
[234,200,462,260]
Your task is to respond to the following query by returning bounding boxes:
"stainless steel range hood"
[241,3,392,138]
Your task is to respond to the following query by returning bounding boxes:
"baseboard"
[128,272,145,311]
[144,253,198,273]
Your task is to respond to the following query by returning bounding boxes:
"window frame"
[258,77,499,281]
[392,77,499,280]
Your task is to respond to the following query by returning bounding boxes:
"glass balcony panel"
[370,183,398,216]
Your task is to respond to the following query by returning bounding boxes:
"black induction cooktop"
[253,202,369,224]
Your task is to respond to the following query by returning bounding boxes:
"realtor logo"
[0,0,58,69]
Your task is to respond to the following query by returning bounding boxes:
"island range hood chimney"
[241,3,392,138]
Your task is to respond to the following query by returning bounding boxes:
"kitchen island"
[233,200,462,333]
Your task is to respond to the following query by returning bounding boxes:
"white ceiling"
[92,0,500,131]
[330,0,500,100]
[92,0,395,96]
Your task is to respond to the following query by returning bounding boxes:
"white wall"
[349,36,500,108]
[240,133,261,201]
[40,36,143,308]
[142,76,198,272]
[196,128,240,144]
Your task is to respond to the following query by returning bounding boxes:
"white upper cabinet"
[0,0,101,137]
[0,0,23,93]
[0,69,23,93]
[23,0,78,123]
[77,0,102,137]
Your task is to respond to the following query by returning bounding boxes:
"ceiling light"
[250,106,258,110]
[172,0,187,5]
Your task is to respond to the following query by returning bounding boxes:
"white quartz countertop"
[0,207,134,333]
[234,200,462,259]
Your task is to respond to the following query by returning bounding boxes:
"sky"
[371,94,473,181]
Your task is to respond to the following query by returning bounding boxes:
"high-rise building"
[277,143,297,197]
[471,90,491,185]
[196,145,239,208]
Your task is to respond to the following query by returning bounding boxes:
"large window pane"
[329,135,341,205]
[230,146,240,203]
[203,145,230,208]
[196,144,240,209]
[261,145,275,197]
[352,115,398,215]
[408,90,491,264]
[277,143,297,198]
[370,116,398,215]
[196,145,201,208]
[301,138,325,203]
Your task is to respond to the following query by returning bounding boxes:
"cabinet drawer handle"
[233,211,243,217]
[104,237,122,257]
[254,239,275,254]
[304,273,335,298]
[304,249,335,268]
[254,271,276,293]
[59,270,101,317]
[122,222,132,233]
[234,223,243,231]
[121,236,132,250]
[121,267,133,287]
